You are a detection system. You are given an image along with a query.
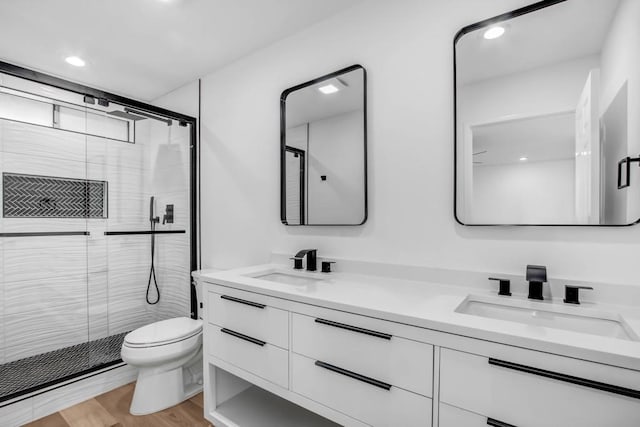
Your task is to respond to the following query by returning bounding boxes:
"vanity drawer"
[440,348,640,427]
[207,324,288,389]
[291,353,431,427]
[292,312,433,396]
[208,291,288,348]
[439,403,487,427]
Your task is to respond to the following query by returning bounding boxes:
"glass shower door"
[0,73,93,402]
[0,70,194,403]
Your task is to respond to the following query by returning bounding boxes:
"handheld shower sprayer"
[147,196,160,305]
[150,196,160,224]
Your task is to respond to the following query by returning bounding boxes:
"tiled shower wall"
[0,77,191,364]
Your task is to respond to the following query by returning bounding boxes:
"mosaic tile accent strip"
[0,332,127,403]
[3,173,107,218]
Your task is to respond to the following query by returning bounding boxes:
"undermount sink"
[249,271,326,287]
[456,296,638,341]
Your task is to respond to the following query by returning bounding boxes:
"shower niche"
[3,173,108,218]
[0,66,196,403]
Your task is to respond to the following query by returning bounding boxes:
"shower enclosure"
[0,63,197,403]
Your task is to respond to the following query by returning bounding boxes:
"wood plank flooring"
[23,383,212,427]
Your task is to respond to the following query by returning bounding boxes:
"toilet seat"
[124,317,203,348]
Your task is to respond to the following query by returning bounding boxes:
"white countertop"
[194,263,640,371]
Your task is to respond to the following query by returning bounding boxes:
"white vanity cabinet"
[438,403,486,427]
[439,345,640,427]
[206,289,290,388]
[291,311,433,427]
[208,290,289,348]
[203,283,435,427]
[291,353,431,427]
[200,276,640,427]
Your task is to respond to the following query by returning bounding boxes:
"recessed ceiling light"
[484,26,505,40]
[318,84,339,94]
[65,56,86,67]
[519,156,528,161]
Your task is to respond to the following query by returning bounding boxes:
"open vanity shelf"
[211,368,339,427]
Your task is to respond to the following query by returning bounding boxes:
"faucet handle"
[564,285,593,305]
[321,261,336,273]
[289,257,304,270]
[488,277,511,296]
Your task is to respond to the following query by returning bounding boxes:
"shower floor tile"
[0,332,128,403]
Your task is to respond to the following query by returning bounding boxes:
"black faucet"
[526,265,547,300]
[292,249,317,272]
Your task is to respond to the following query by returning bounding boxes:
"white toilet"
[121,316,204,415]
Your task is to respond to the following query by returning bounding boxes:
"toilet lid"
[124,317,203,347]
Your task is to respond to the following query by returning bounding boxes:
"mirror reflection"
[281,65,366,225]
[455,0,639,225]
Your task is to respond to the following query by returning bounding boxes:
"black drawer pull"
[487,418,517,427]
[314,361,392,391]
[221,295,266,309]
[315,318,392,340]
[220,328,266,346]
[489,358,640,400]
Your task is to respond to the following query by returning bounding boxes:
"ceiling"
[286,67,364,128]
[0,0,362,101]
[472,112,575,166]
[457,0,620,85]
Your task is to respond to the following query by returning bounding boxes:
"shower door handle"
[0,231,90,237]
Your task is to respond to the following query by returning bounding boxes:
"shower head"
[106,110,147,121]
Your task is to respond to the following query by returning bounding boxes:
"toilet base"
[129,349,203,415]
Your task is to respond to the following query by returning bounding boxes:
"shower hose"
[146,218,160,304]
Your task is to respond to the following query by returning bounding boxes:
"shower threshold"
[0,332,128,404]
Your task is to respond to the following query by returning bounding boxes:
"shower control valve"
[163,204,174,224]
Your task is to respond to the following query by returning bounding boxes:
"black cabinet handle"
[314,361,391,391]
[315,318,392,340]
[487,418,517,427]
[221,295,266,309]
[220,328,266,346]
[489,358,640,400]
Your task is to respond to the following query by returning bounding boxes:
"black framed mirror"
[280,64,367,226]
[454,0,640,226]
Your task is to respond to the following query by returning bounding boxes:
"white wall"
[459,54,600,126]
[153,80,200,119]
[156,0,640,287]
[308,110,365,224]
[600,0,640,223]
[473,159,575,224]
[457,55,598,223]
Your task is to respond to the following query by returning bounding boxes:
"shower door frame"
[0,60,199,401]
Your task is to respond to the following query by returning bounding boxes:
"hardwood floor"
[23,383,212,427]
